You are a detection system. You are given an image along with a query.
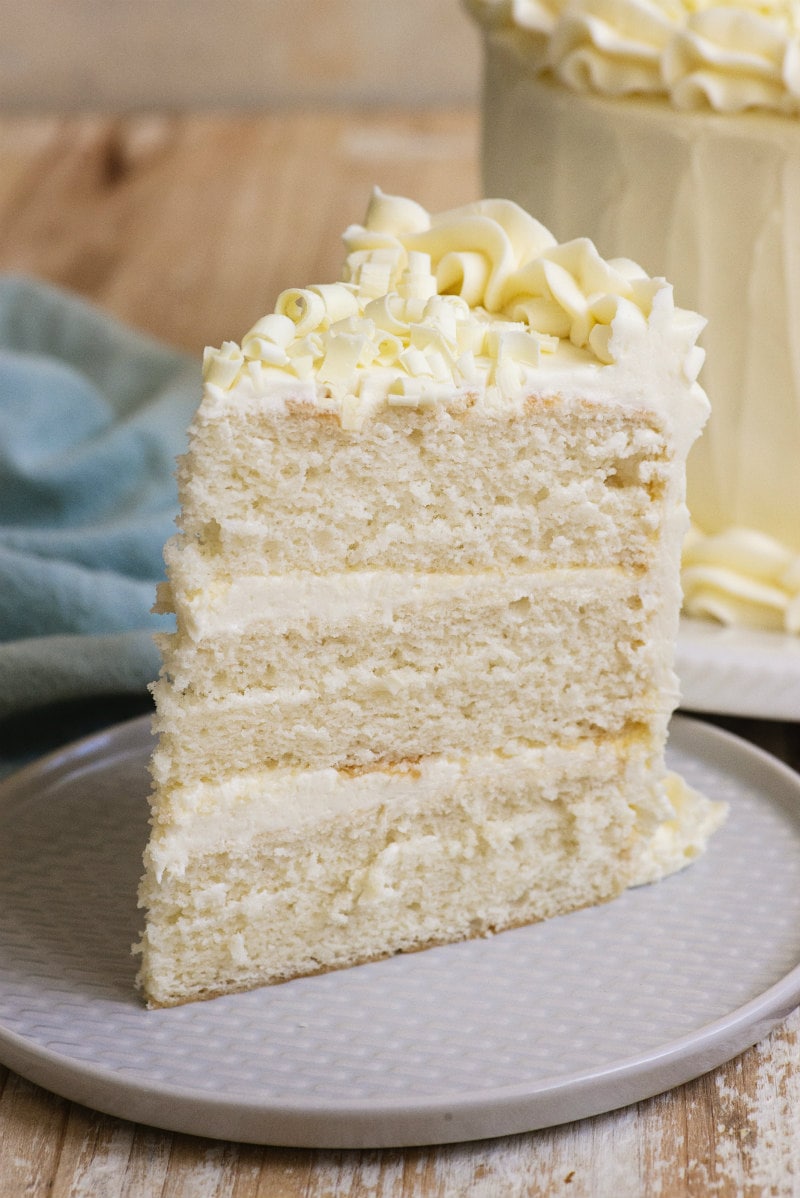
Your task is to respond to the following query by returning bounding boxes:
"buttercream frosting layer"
[162,565,642,639]
[151,563,680,779]
[144,738,704,866]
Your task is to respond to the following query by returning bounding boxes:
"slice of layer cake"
[135,190,726,1008]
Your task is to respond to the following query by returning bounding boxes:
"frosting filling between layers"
[151,560,682,785]
[157,565,668,639]
[145,736,675,861]
[138,742,726,1005]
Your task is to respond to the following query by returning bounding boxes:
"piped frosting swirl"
[466,0,800,113]
[683,525,800,632]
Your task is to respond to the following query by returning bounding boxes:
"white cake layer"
[481,43,800,558]
[175,396,676,573]
[151,567,679,782]
[137,740,725,1006]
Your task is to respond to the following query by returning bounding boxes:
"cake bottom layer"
[136,739,725,1008]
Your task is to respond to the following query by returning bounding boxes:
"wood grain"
[0,109,799,1197]
[0,111,479,353]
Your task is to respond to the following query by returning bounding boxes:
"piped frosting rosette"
[683,525,800,632]
[466,0,800,113]
[204,189,705,431]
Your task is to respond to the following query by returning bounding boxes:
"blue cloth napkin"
[0,276,199,772]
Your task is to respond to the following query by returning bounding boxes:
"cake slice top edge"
[201,189,709,455]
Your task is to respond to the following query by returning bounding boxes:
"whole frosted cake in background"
[135,189,725,1008]
[466,0,800,632]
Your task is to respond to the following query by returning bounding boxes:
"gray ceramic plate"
[1,715,799,1148]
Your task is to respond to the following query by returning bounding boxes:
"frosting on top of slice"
[203,190,707,433]
[466,0,800,113]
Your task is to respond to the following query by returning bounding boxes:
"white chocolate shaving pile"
[203,190,704,429]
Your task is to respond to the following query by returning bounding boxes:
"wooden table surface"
[1,108,799,1198]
